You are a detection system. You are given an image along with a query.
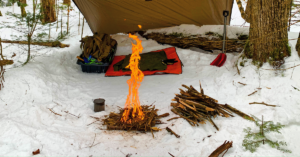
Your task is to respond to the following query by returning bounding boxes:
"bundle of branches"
[171,83,254,130]
[102,105,169,136]
[80,33,117,62]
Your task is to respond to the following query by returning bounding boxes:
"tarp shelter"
[73,0,234,34]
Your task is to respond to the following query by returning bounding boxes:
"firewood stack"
[80,33,117,62]
[171,83,254,130]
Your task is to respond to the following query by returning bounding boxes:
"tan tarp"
[73,0,234,34]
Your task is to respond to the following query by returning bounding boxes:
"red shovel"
[210,10,229,67]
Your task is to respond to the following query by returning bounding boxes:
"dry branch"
[238,82,247,86]
[208,141,233,157]
[1,40,69,48]
[248,90,257,96]
[48,108,62,116]
[167,117,181,121]
[168,152,175,157]
[249,102,277,107]
[166,127,180,138]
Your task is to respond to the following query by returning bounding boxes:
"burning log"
[170,82,254,130]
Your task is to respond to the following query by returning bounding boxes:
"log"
[209,141,233,157]
[141,33,246,53]
[1,40,69,48]
[0,60,14,66]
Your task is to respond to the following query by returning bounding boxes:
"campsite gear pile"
[210,10,229,67]
[76,33,118,73]
[171,83,254,130]
[102,105,169,136]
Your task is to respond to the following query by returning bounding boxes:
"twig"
[292,85,300,91]
[90,134,96,148]
[64,111,80,118]
[236,65,241,75]
[249,102,277,107]
[248,90,257,96]
[238,82,247,86]
[199,80,204,94]
[291,63,296,79]
[150,101,156,106]
[168,152,175,157]
[167,117,181,121]
[47,108,62,116]
[87,121,98,126]
[166,127,180,138]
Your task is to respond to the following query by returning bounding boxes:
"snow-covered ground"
[1,1,300,156]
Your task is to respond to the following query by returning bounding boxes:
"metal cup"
[94,98,105,112]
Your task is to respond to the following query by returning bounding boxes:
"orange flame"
[121,34,145,123]
[138,25,142,29]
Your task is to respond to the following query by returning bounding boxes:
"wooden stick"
[158,113,170,118]
[166,127,180,138]
[208,141,233,157]
[223,104,254,121]
[238,82,247,86]
[248,90,257,96]
[167,117,181,121]
[199,81,204,94]
[249,102,277,107]
[168,152,175,157]
[48,108,62,116]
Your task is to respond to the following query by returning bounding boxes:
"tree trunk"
[19,0,26,17]
[63,0,70,5]
[41,0,56,23]
[296,33,300,57]
[0,10,2,16]
[236,0,292,67]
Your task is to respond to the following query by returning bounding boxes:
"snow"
[1,1,300,157]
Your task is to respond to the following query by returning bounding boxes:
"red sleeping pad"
[105,47,182,77]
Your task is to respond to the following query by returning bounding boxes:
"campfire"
[103,34,168,134]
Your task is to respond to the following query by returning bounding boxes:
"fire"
[121,34,145,123]
[138,25,142,29]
